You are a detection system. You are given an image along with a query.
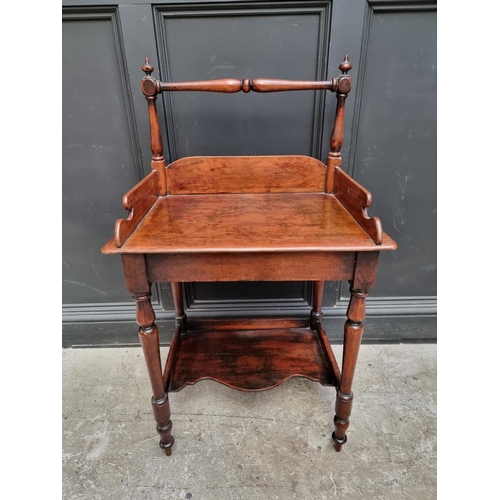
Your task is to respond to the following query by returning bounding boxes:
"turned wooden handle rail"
[158,78,337,93]
[142,55,352,95]
[141,55,353,197]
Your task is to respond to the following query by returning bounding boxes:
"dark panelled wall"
[62,0,437,347]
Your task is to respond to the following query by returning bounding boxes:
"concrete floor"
[62,344,436,499]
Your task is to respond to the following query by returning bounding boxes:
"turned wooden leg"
[121,255,174,456]
[310,281,325,328]
[171,282,187,332]
[332,287,368,452]
[134,290,174,455]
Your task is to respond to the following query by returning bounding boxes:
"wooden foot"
[152,393,174,455]
[332,287,367,451]
[332,390,352,451]
[332,432,347,452]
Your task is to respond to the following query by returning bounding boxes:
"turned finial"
[339,55,352,75]
[141,58,158,97]
[142,58,154,76]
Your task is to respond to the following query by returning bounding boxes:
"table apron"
[146,251,357,282]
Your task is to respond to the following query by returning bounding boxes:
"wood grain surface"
[166,156,326,194]
[107,193,396,254]
[169,327,335,392]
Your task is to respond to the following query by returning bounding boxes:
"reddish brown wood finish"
[162,323,181,391]
[101,56,397,455]
[186,317,310,331]
[333,288,368,452]
[331,251,378,451]
[169,327,335,392]
[160,78,243,93]
[146,252,356,282]
[352,252,380,291]
[334,167,383,245]
[171,282,186,332]
[326,55,353,193]
[122,254,174,455]
[166,156,326,194]
[310,281,325,328]
[114,170,159,247]
[107,194,396,254]
[251,79,335,92]
[330,55,352,154]
[141,59,167,195]
[158,78,336,93]
[316,323,342,387]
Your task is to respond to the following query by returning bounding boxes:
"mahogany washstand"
[102,56,397,455]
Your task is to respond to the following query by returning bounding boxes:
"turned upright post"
[312,56,353,330]
[325,55,352,193]
[141,59,168,196]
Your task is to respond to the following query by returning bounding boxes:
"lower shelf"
[168,326,337,392]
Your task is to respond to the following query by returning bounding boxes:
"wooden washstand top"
[102,188,396,255]
[102,56,397,256]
